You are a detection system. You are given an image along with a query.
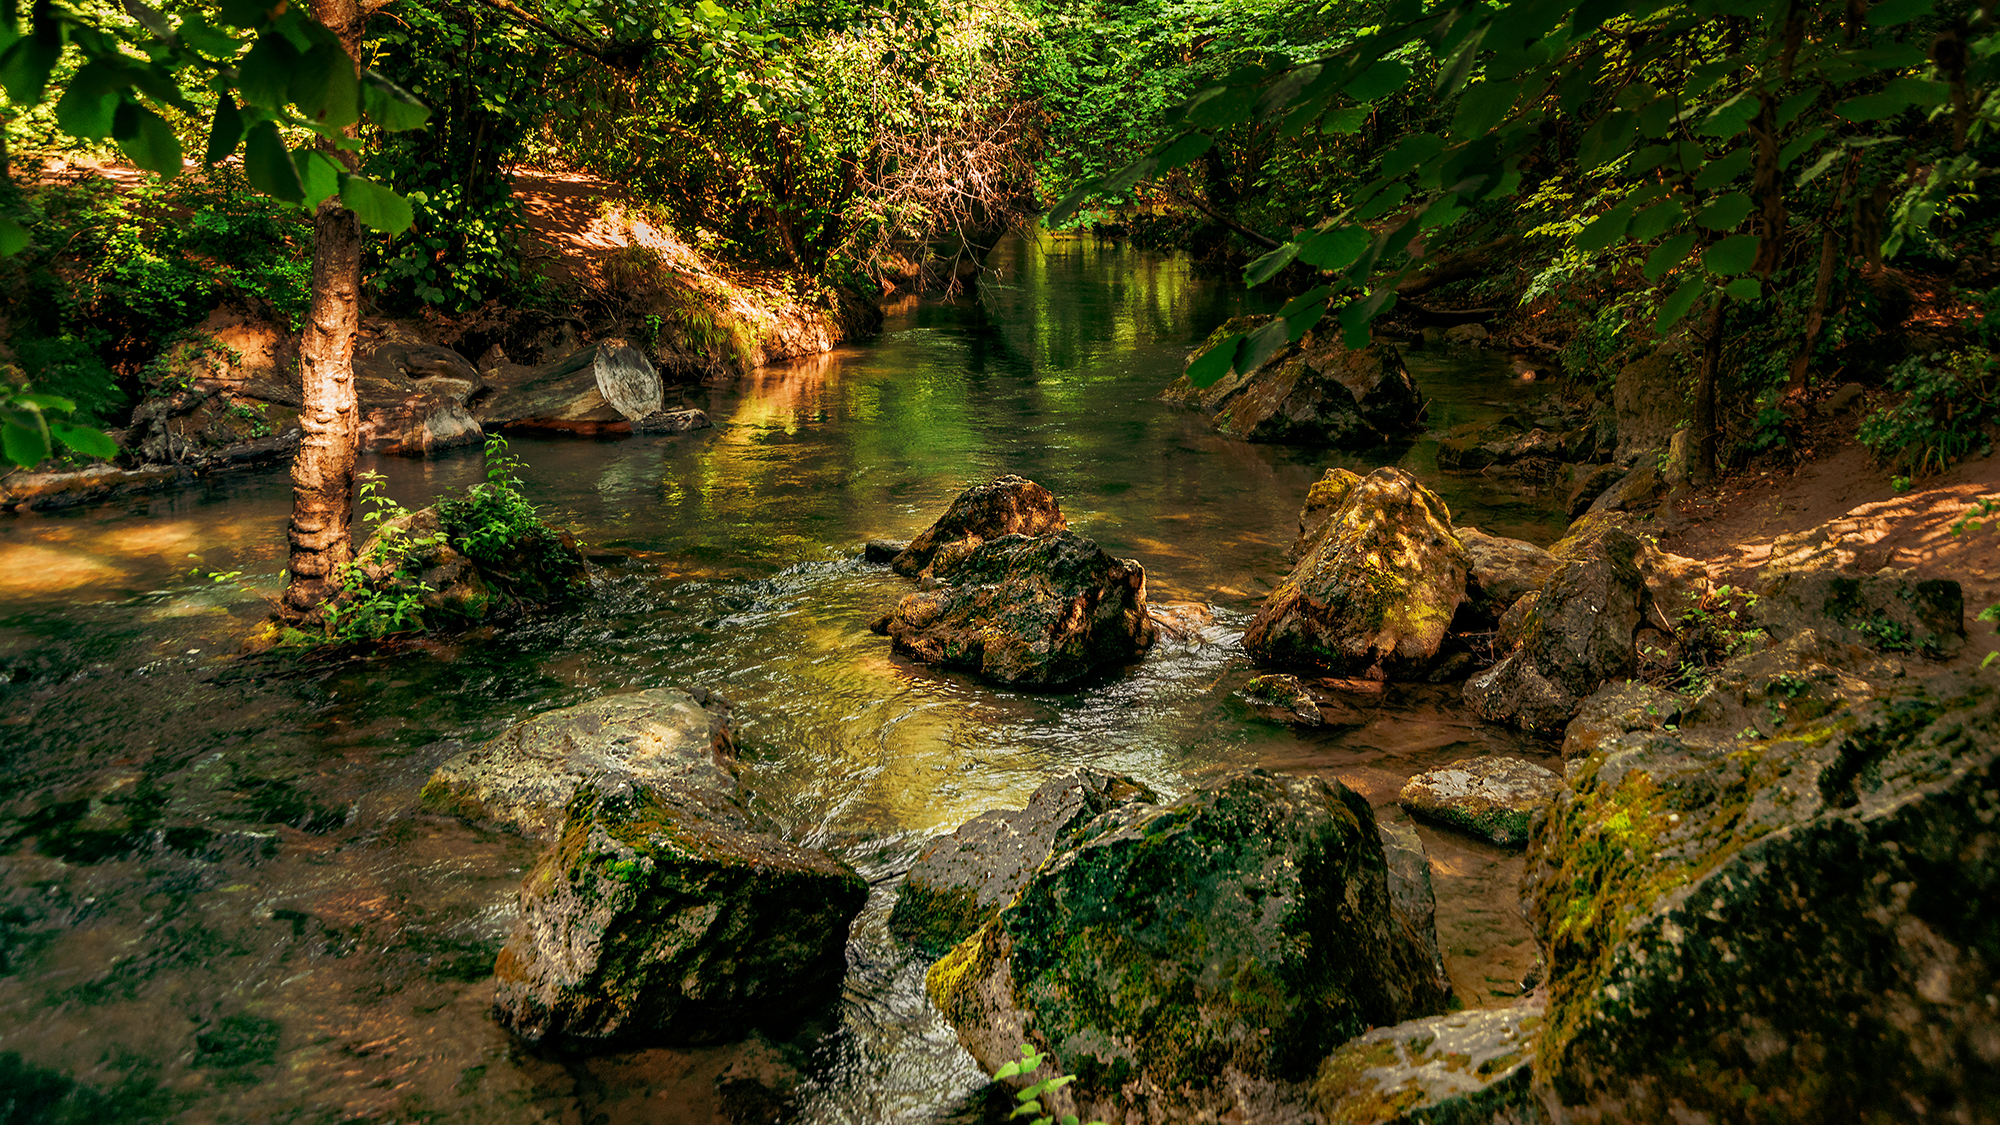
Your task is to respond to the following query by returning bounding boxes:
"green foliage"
[321,471,449,642]
[993,1042,1105,1125]
[1857,350,2000,480]
[1670,584,1766,695]
[439,434,553,569]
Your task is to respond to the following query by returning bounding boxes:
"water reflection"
[0,230,1563,1123]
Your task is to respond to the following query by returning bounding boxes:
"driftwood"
[478,341,664,435]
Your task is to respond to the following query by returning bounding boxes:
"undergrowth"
[1858,349,1999,482]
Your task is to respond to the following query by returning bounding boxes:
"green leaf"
[1692,145,1755,190]
[1337,289,1396,348]
[1344,59,1412,102]
[116,104,183,176]
[1450,85,1514,139]
[1321,105,1370,135]
[1629,199,1687,241]
[297,148,340,207]
[1796,147,1845,186]
[0,214,28,256]
[51,422,118,459]
[121,0,174,42]
[1574,204,1633,252]
[1777,127,1826,169]
[1244,243,1299,286]
[1702,233,1759,275]
[0,34,61,104]
[1380,133,1444,178]
[2,416,49,467]
[340,174,414,234]
[291,39,360,128]
[55,63,121,140]
[1775,87,1820,129]
[1185,335,1241,388]
[1579,109,1636,170]
[1239,318,1292,373]
[12,393,74,410]
[216,0,273,28]
[1644,231,1697,281]
[1697,193,1754,230]
[1355,181,1410,221]
[1297,226,1370,270]
[206,95,245,164]
[1699,91,1759,139]
[1569,0,1629,33]
[238,31,298,109]
[244,121,305,201]
[1865,0,1932,25]
[1724,277,1763,300]
[1157,131,1213,171]
[1654,275,1706,331]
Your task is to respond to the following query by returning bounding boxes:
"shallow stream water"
[0,231,1567,1123]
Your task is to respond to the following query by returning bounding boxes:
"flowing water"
[0,231,1568,1124]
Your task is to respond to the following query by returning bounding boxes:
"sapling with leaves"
[994,1042,1106,1125]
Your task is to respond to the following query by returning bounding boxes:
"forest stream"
[0,232,1573,1123]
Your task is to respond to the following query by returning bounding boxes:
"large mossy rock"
[889,769,1158,957]
[1311,1000,1546,1125]
[927,770,1451,1122]
[337,500,590,637]
[878,531,1156,685]
[1165,322,1426,449]
[1462,523,1659,734]
[1244,467,1468,677]
[891,475,1068,578]
[421,688,735,841]
[492,780,867,1050]
[1523,668,2000,1121]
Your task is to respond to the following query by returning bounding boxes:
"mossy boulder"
[1753,568,1965,660]
[337,500,590,635]
[421,688,735,841]
[1244,467,1468,677]
[1293,467,1365,557]
[1398,755,1561,848]
[1522,668,2000,1121]
[890,475,1068,578]
[1164,322,1426,449]
[1463,524,1661,734]
[888,768,1158,957]
[927,770,1451,1122]
[1559,681,1682,760]
[492,780,866,1050]
[1310,999,1546,1125]
[877,531,1156,686]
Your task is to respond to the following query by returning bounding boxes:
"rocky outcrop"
[876,531,1155,686]
[1245,467,1468,677]
[1456,527,1558,622]
[1524,664,2000,1122]
[1754,568,1965,660]
[421,688,735,841]
[492,779,866,1049]
[888,769,1158,956]
[479,340,665,434]
[1311,999,1546,1125]
[1293,467,1363,557]
[1398,756,1561,847]
[1165,321,1426,449]
[928,770,1451,1123]
[1610,352,1684,462]
[1463,523,1661,733]
[1559,681,1680,760]
[890,475,1067,578]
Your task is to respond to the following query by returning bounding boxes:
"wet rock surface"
[1559,681,1680,760]
[1245,467,1468,677]
[890,475,1067,578]
[1164,322,1426,449]
[492,780,866,1050]
[1398,756,1561,848]
[422,689,736,841]
[1524,661,2000,1122]
[877,530,1155,686]
[1377,820,1452,1004]
[1456,527,1558,622]
[888,769,1158,957]
[927,770,1451,1123]
[1310,999,1546,1125]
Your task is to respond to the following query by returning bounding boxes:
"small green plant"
[1669,584,1767,693]
[993,1043,1105,1125]
[1952,497,2000,669]
[441,435,550,567]
[1858,350,2000,481]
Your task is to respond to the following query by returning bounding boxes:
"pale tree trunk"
[281,0,370,618]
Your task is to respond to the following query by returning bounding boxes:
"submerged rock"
[1245,467,1468,677]
[1165,322,1426,449]
[1398,756,1561,848]
[877,531,1155,685]
[891,476,1068,578]
[1524,668,2000,1121]
[927,770,1451,1123]
[889,769,1158,957]
[421,688,735,841]
[1310,999,1546,1125]
[493,780,866,1050]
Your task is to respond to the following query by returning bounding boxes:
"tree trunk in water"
[1692,296,1728,487]
[281,0,369,618]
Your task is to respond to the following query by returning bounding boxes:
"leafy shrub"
[1858,350,2000,480]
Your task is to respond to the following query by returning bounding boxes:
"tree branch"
[466,0,650,69]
